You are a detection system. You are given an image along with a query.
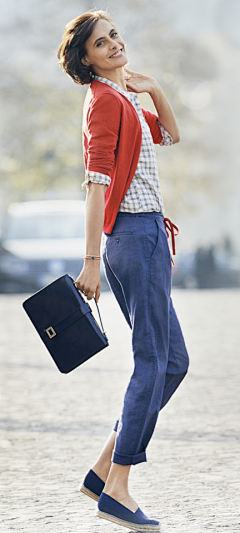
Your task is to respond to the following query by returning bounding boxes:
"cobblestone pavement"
[0,289,240,533]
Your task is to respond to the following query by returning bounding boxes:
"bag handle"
[94,298,106,337]
[71,277,107,338]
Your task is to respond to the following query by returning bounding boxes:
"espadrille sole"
[79,484,99,502]
[96,510,161,531]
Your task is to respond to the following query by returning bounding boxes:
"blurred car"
[172,252,198,289]
[0,200,109,293]
[172,248,240,289]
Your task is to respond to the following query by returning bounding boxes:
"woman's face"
[83,18,128,76]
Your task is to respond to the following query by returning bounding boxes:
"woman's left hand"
[124,68,157,95]
[125,67,180,144]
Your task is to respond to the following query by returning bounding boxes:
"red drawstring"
[164,217,179,265]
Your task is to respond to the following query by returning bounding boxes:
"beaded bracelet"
[84,255,101,260]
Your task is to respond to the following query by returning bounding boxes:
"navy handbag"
[22,274,109,373]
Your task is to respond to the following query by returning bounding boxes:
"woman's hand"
[125,67,180,144]
[125,68,157,95]
[75,182,107,303]
[75,260,101,302]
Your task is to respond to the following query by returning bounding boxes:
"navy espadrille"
[79,469,105,501]
[97,493,160,531]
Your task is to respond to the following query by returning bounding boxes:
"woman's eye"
[111,32,118,37]
[97,40,105,47]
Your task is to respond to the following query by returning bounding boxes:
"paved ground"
[0,288,240,532]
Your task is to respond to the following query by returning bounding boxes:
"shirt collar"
[92,74,137,102]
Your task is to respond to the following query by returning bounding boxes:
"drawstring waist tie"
[164,217,179,264]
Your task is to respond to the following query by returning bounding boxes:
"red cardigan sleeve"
[142,108,162,144]
[85,93,122,177]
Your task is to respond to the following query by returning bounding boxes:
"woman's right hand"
[75,261,101,302]
[76,181,106,302]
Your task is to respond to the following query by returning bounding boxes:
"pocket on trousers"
[105,232,140,282]
[144,219,160,260]
[110,231,134,236]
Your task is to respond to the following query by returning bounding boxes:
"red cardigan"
[83,80,163,234]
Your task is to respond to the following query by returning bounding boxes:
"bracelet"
[84,255,101,260]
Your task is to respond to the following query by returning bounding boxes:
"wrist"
[84,257,101,269]
[84,255,101,260]
[149,79,162,98]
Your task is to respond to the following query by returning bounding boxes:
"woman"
[58,10,189,532]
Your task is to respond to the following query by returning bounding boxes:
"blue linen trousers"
[103,212,189,466]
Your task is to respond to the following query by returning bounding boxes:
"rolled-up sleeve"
[82,171,111,188]
[158,121,173,146]
[141,108,173,145]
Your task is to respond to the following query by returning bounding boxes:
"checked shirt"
[84,75,173,215]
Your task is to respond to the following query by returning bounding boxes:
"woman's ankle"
[91,461,111,483]
[103,463,131,497]
[91,430,116,482]
[103,488,138,513]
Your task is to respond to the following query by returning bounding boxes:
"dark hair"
[57,10,114,85]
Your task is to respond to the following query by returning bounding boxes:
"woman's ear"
[81,56,91,67]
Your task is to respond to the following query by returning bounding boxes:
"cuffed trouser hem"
[112,450,147,465]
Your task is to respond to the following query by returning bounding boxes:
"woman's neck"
[93,67,127,92]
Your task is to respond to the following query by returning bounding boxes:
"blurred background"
[1,0,240,292]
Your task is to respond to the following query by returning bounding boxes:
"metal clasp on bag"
[45,326,56,339]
